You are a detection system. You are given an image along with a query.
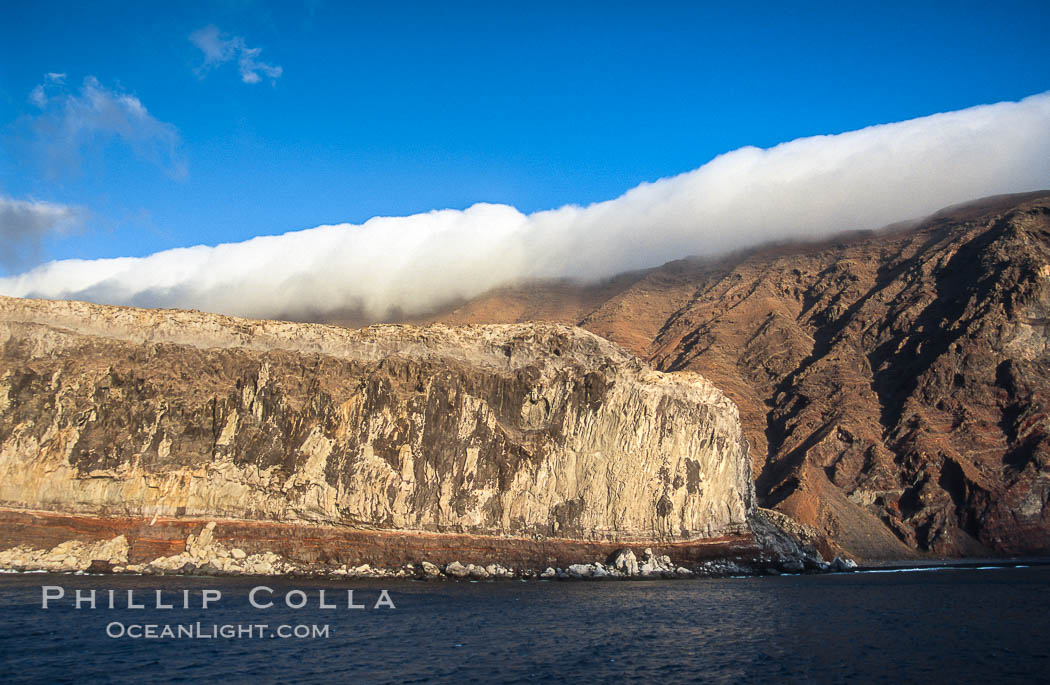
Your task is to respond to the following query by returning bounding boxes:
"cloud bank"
[0,196,81,270]
[22,75,185,178]
[2,93,1049,320]
[190,25,283,84]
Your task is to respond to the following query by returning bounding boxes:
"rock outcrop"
[0,296,796,572]
[0,535,129,573]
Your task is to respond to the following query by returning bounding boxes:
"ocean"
[1,566,1047,683]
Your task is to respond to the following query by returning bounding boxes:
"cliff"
[0,296,794,574]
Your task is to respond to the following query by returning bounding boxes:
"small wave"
[859,567,955,574]
[860,564,1030,574]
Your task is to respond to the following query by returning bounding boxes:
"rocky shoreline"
[0,521,856,580]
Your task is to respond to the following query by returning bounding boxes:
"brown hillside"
[333,191,1050,561]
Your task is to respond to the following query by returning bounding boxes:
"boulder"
[85,560,114,574]
[803,555,831,572]
[567,564,594,578]
[444,561,470,578]
[606,548,639,576]
[466,563,490,579]
[830,556,858,572]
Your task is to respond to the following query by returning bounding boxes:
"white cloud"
[2,93,1049,320]
[0,196,82,270]
[20,75,185,178]
[190,25,283,84]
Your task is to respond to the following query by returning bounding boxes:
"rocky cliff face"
[0,297,762,566]
[379,192,1050,560]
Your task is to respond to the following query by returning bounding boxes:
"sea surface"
[1,566,1047,683]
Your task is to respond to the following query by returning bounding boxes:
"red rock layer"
[0,507,761,570]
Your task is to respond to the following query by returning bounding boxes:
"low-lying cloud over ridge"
[3,93,1050,321]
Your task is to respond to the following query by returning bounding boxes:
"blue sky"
[1,0,1049,279]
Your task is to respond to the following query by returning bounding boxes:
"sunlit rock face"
[0,296,754,544]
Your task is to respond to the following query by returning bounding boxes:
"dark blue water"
[1,567,1047,683]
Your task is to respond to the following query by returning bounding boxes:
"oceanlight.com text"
[105,622,331,639]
